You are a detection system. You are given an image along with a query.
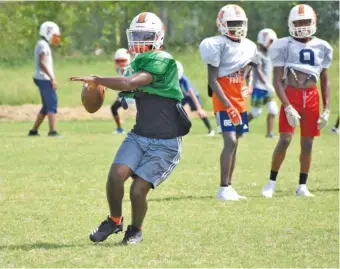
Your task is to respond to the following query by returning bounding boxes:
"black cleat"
[122,225,143,244]
[89,216,123,242]
[48,131,60,137]
[28,130,39,136]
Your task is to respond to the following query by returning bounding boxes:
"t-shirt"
[269,36,333,81]
[33,39,54,80]
[122,51,183,101]
[252,49,272,90]
[120,50,190,139]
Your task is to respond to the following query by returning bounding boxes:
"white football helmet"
[176,61,184,79]
[216,4,248,40]
[113,48,131,68]
[257,28,277,48]
[39,21,60,46]
[126,12,165,54]
[288,4,317,38]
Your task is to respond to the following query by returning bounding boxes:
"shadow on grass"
[148,195,213,202]
[0,241,127,251]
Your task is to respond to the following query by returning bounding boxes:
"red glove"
[226,106,242,126]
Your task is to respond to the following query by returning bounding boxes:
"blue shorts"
[251,88,273,107]
[181,95,202,111]
[33,78,58,114]
[215,111,249,134]
[113,132,182,188]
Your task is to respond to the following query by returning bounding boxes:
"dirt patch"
[0,104,214,121]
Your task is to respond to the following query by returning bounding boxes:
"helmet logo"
[138,13,147,23]
[298,4,304,15]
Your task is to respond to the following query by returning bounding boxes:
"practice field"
[0,117,338,268]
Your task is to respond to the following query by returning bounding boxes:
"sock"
[202,117,212,132]
[110,216,122,224]
[131,225,142,231]
[269,170,278,182]
[220,184,228,187]
[299,173,308,185]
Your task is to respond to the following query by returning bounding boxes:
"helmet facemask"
[126,29,164,54]
[289,19,316,38]
[225,20,248,40]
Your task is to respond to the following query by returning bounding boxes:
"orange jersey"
[212,73,247,113]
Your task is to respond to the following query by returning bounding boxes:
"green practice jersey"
[120,51,183,101]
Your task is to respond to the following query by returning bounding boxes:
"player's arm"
[39,52,57,89]
[187,88,202,110]
[69,71,153,91]
[273,67,290,107]
[207,64,231,107]
[318,68,331,129]
[320,68,330,111]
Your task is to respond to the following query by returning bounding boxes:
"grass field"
[0,48,339,267]
[0,116,339,268]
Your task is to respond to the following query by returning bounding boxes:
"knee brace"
[267,100,279,116]
[250,107,262,118]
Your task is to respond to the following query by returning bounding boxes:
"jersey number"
[299,49,315,66]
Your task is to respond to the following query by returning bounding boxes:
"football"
[81,83,105,113]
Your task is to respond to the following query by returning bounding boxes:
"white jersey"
[199,35,257,77]
[269,36,333,81]
[34,39,54,80]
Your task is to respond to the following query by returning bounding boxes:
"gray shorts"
[113,132,182,188]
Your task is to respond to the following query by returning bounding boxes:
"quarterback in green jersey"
[70,12,191,244]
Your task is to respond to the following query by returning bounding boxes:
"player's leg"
[29,79,47,136]
[111,98,124,134]
[331,116,339,134]
[123,176,152,244]
[296,136,315,196]
[215,111,241,200]
[194,96,214,135]
[227,113,248,199]
[44,80,59,136]
[89,133,144,243]
[266,100,279,138]
[248,88,263,123]
[262,102,295,197]
[123,136,182,244]
[296,89,320,197]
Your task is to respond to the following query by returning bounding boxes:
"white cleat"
[229,186,247,199]
[216,187,239,201]
[296,185,315,197]
[262,180,276,198]
[208,130,215,136]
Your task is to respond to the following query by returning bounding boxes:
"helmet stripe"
[138,12,147,23]
[298,4,304,15]
[233,5,241,16]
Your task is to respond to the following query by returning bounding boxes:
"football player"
[70,12,191,244]
[176,61,215,136]
[262,4,333,198]
[248,28,279,138]
[29,21,61,137]
[199,4,257,201]
[110,48,134,134]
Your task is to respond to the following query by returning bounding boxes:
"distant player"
[110,48,134,134]
[176,61,215,136]
[29,21,61,137]
[331,116,339,134]
[248,29,279,138]
[262,4,333,198]
[200,4,257,201]
[70,12,191,244]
